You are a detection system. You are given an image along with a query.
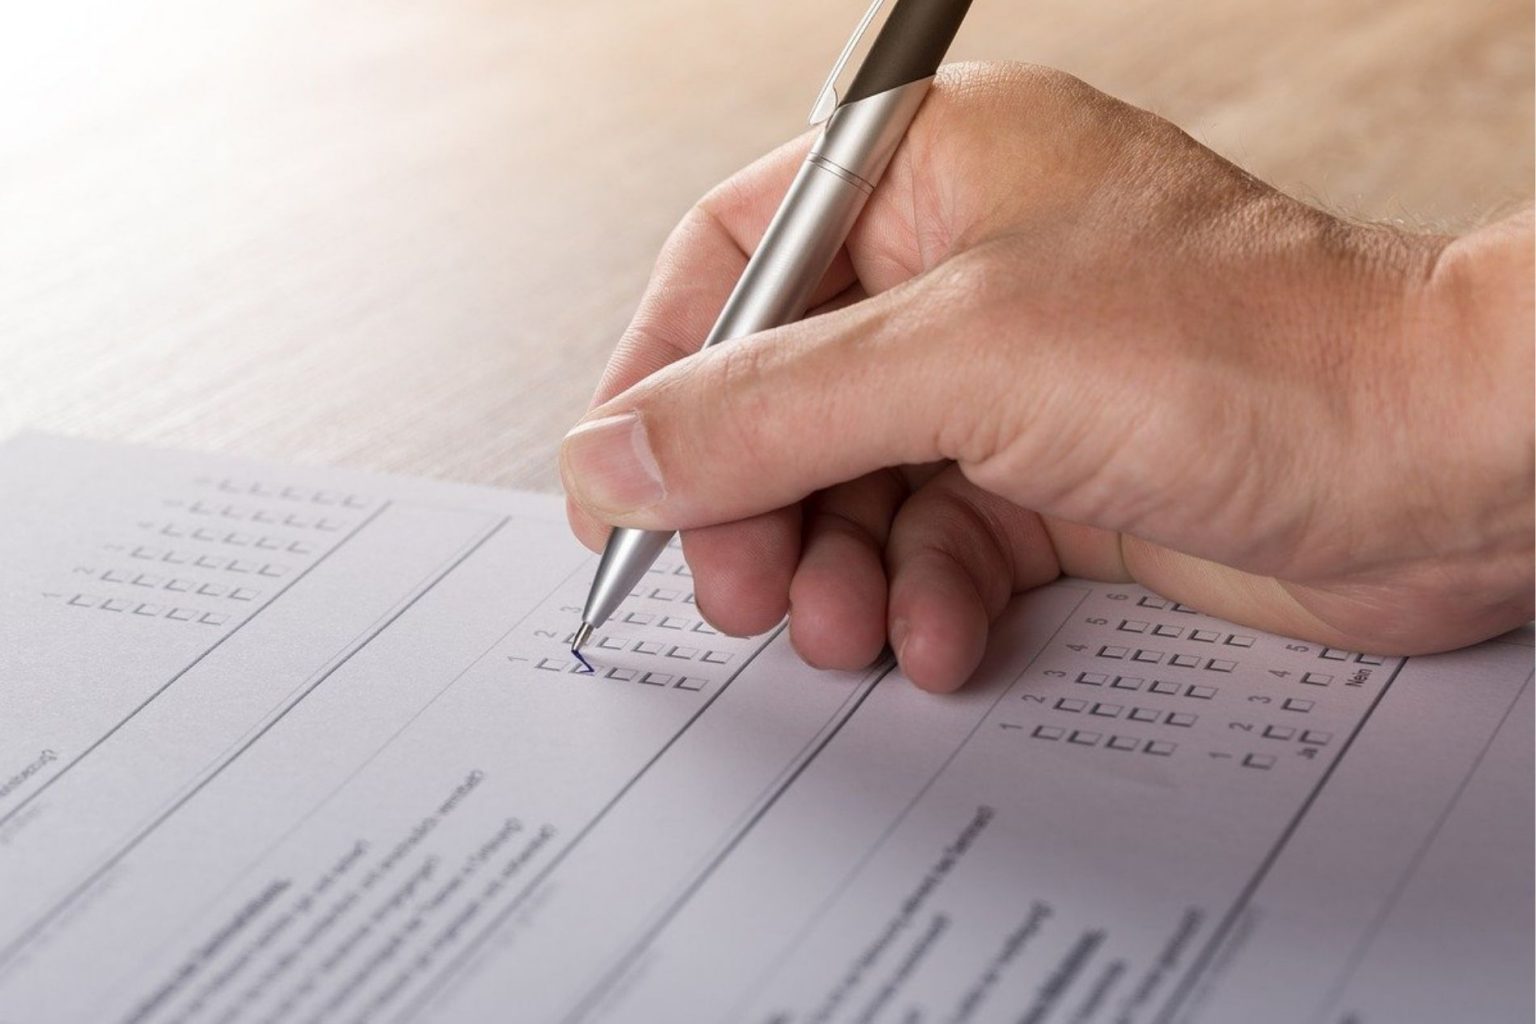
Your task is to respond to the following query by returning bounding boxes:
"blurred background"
[1,0,1530,490]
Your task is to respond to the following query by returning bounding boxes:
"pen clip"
[808,0,887,125]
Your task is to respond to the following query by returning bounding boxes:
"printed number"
[1066,644,1087,653]
[1043,670,1067,678]
[1286,643,1310,652]
[1086,617,1108,625]
[1246,695,1273,704]
[534,629,558,639]
[1106,593,1129,601]
[1298,747,1319,759]
[1227,721,1255,732]
[1268,669,1291,678]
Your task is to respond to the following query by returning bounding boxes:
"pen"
[574,0,975,658]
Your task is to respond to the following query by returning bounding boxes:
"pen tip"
[572,621,594,654]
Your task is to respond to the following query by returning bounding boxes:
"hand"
[561,62,1535,692]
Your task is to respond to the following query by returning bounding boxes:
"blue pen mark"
[572,648,595,674]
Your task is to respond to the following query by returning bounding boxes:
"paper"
[0,433,1529,1024]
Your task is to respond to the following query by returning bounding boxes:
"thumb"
[559,263,996,532]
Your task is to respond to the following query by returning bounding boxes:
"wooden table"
[2,0,1530,492]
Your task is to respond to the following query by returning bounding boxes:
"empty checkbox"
[1190,629,1221,643]
[1090,703,1123,718]
[1111,675,1144,690]
[1144,740,1177,756]
[674,676,705,691]
[1242,754,1275,770]
[650,587,682,601]
[198,583,227,597]
[1152,624,1183,638]
[1263,725,1295,740]
[1149,680,1181,695]
[1166,712,1197,727]
[1098,646,1129,659]
[1032,725,1064,740]
[1301,672,1332,686]
[1055,698,1088,712]
[1106,735,1138,751]
[1282,698,1314,712]
[1138,596,1170,609]
[1319,648,1349,661]
[1225,634,1256,647]
[1129,707,1160,723]
[1205,659,1236,673]
[691,621,719,635]
[103,598,131,612]
[666,646,699,660]
[632,641,664,655]
[1356,653,1385,666]
[606,667,638,681]
[1169,653,1200,668]
[660,616,690,629]
[1185,685,1217,699]
[167,608,196,621]
[639,672,672,686]
[1119,619,1149,633]
[597,636,626,651]
[200,612,228,626]
[1076,672,1108,685]
[1299,730,1332,745]
[624,612,655,626]
[536,657,565,671]
[700,650,731,665]
[1068,730,1102,746]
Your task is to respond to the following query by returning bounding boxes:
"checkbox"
[1138,596,1170,609]
[1299,730,1333,745]
[1263,725,1295,740]
[198,583,227,597]
[166,579,192,592]
[1282,698,1314,712]
[691,621,718,635]
[1129,707,1160,723]
[1032,725,1064,740]
[258,564,287,577]
[1098,646,1129,659]
[1149,680,1181,695]
[229,560,260,574]
[1185,685,1216,699]
[1301,672,1332,686]
[1055,698,1088,712]
[103,598,131,612]
[1319,648,1349,661]
[673,563,693,577]
[288,541,313,555]
[1075,672,1108,685]
[255,536,282,550]
[1106,735,1138,751]
[674,676,706,691]
[650,587,682,601]
[624,612,655,626]
[68,594,97,607]
[1225,634,1256,647]
[666,646,699,660]
[1068,730,1101,746]
[660,616,690,630]
[1090,703,1123,718]
[1169,653,1200,668]
[225,532,252,546]
[1133,649,1165,664]
[1355,653,1385,666]
[1190,629,1221,643]
[536,657,565,671]
[1205,659,1237,673]
[230,588,258,601]
[1111,676,1144,690]
[1152,624,1183,638]
[132,574,163,588]
[161,551,189,565]
[1119,619,1149,633]
[133,603,162,616]
[597,635,626,650]
[633,640,664,655]
[167,607,196,621]
[1171,603,1197,614]
[1243,754,1275,770]
[701,650,732,664]
[1166,712,1197,727]
[131,547,162,561]
[1144,740,1177,756]
[639,672,672,686]
[200,612,228,626]
[606,667,638,681]
[104,570,131,583]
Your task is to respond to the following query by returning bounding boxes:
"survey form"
[0,433,1529,1024]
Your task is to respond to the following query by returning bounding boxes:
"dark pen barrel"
[841,0,974,105]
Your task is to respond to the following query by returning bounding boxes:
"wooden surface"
[1,0,1531,492]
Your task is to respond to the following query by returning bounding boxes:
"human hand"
[561,62,1535,691]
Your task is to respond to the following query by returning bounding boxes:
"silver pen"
[574,0,975,658]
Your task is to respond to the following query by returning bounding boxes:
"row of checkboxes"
[1053,698,1199,726]
[128,548,290,577]
[204,478,371,507]
[566,633,732,664]
[1135,596,1197,613]
[170,498,349,531]
[66,594,227,625]
[1262,724,1332,744]
[1319,648,1385,665]
[610,612,718,636]
[90,570,261,601]
[1033,725,1176,755]
[1096,647,1238,671]
[1075,673,1218,699]
[644,562,693,579]
[148,523,316,554]
[1116,621,1256,647]
[535,657,707,690]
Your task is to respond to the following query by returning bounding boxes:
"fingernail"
[890,619,910,664]
[561,412,666,514]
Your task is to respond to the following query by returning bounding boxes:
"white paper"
[0,433,1529,1024]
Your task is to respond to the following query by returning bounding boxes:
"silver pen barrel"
[577,77,934,640]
